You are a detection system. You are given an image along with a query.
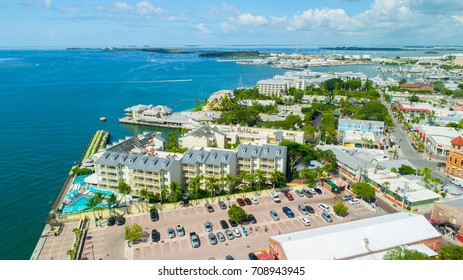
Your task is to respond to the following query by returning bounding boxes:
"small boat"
[100,117,106,122]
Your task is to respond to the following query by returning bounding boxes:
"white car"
[232,228,242,238]
[300,217,311,226]
[318,203,331,211]
[349,199,360,205]
[251,197,259,204]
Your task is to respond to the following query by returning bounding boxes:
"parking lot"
[124,188,379,260]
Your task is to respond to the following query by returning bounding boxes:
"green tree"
[93,192,104,224]
[167,132,179,151]
[106,193,118,217]
[124,224,143,247]
[408,94,419,103]
[85,196,99,227]
[399,78,407,84]
[205,176,219,200]
[255,169,266,194]
[269,170,286,189]
[227,205,248,223]
[188,175,203,205]
[439,244,463,260]
[333,202,348,216]
[169,181,182,205]
[66,249,76,260]
[138,188,150,212]
[117,182,132,214]
[383,246,431,260]
[351,182,376,200]
[398,164,416,175]
[280,141,315,179]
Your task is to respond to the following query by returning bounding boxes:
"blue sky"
[1,0,463,47]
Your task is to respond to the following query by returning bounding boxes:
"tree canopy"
[383,246,431,260]
[124,224,143,246]
[333,202,348,216]
[351,182,375,200]
[227,205,248,222]
[439,244,463,260]
[398,164,416,175]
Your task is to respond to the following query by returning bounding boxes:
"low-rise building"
[399,82,434,91]
[446,135,463,178]
[338,118,385,135]
[236,143,287,181]
[269,213,441,260]
[179,125,227,149]
[431,198,463,242]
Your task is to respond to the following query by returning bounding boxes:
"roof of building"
[95,151,177,172]
[451,135,463,145]
[352,244,437,260]
[236,143,263,159]
[180,148,234,165]
[260,144,286,160]
[438,197,463,211]
[338,118,385,127]
[106,132,161,153]
[379,160,416,170]
[270,213,440,260]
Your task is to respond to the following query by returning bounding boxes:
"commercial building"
[338,118,385,135]
[446,135,463,178]
[269,213,441,260]
[399,82,434,91]
[430,198,463,242]
[257,79,289,96]
[416,125,461,156]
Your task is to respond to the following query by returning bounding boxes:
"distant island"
[66,47,198,54]
[320,47,404,51]
[199,51,263,58]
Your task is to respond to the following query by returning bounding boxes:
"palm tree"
[139,189,149,212]
[270,170,286,189]
[224,174,236,200]
[206,176,219,201]
[66,249,76,260]
[85,196,99,227]
[93,192,104,225]
[427,110,436,123]
[188,175,202,205]
[255,170,266,195]
[106,193,118,217]
[169,181,182,206]
[117,182,132,214]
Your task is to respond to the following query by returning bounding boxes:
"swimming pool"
[61,187,115,214]
[72,174,89,186]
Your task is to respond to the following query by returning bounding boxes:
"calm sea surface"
[0,48,452,259]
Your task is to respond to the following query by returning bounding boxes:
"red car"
[284,192,294,201]
[236,198,246,207]
[244,198,252,205]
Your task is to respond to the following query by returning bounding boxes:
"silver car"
[204,220,212,232]
[217,231,226,242]
[176,224,185,237]
[167,227,175,238]
[208,232,218,245]
[225,229,234,240]
[269,209,280,221]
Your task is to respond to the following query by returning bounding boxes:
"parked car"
[284,192,294,201]
[437,162,446,168]
[225,229,234,240]
[232,228,242,237]
[302,189,313,198]
[349,199,360,205]
[218,200,227,210]
[321,211,333,223]
[298,204,309,215]
[251,197,259,204]
[229,219,238,227]
[236,198,246,207]
[282,206,295,218]
[269,191,281,203]
[150,209,159,222]
[318,203,331,211]
[220,220,229,230]
[307,188,317,195]
[190,232,200,248]
[217,231,226,242]
[244,197,252,205]
[225,255,236,260]
[341,194,353,201]
[248,214,257,224]
[295,189,305,197]
[151,229,160,242]
[314,188,323,194]
[208,233,218,245]
[107,216,116,226]
[305,205,315,214]
[300,217,311,226]
[167,227,175,239]
[176,224,185,237]
[248,252,259,260]
[116,215,125,226]
[204,220,212,232]
[269,209,280,221]
[205,202,214,213]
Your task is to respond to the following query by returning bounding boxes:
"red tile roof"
[451,135,463,145]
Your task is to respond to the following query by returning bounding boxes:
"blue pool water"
[73,175,89,186]
[62,187,114,214]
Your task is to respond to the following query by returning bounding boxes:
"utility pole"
[401,183,409,212]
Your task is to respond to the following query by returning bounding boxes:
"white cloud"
[234,12,268,25]
[57,6,80,13]
[270,16,288,25]
[114,2,133,11]
[26,0,51,8]
[220,22,237,33]
[137,1,162,16]
[166,15,187,21]
[42,0,51,8]
[194,23,212,34]
[287,8,352,31]
[453,15,463,25]
[98,2,133,13]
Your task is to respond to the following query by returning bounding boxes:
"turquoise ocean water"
[0,48,454,259]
